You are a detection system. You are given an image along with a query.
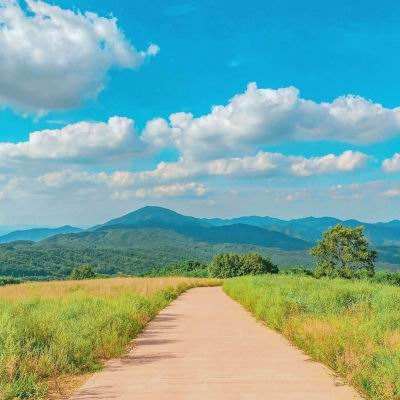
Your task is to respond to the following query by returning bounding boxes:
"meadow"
[224,275,400,400]
[0,277,219,400]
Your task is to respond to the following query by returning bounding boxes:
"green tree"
[310,225,377,278]
[70,265,96,280]
[208,253,242,278]
[209,253,278,278]
[240,253,279,275]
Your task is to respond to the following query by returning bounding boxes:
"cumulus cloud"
[0,116,141,165]
[140,150,368,181]
[142,83,400,159]
[118,182,207,199]
[34,164,198,193]
[289,150,368,177]
[0,0,159,113]
[36,150,367,197]
[382,153,400,173]
[37,170,207,200]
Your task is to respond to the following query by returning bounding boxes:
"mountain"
[0,207,311,279]
[204,216,286,228]
[205,215,400,246]
[0,206,399,280]
[0,225,41,236]
[0,226,82,244]
[97,206,309,251]
[101,206,209,229]
[0,228,312,279]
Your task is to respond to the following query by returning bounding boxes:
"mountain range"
[2,206,399,246]
[204,215,400,246]
[0,226,82,244]
[0,206,399,279]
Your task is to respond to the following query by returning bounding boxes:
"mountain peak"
[134,206,182,216]
[101,206,206,228]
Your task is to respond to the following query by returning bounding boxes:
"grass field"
[224,275,400,400]
[0,277,219,400]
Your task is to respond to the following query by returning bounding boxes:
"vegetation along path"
[71,287,361,399]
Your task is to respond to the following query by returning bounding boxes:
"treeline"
[0,239,283,279]
[1,224,400,285]
[0,242,214,279]
[145,253,279,279]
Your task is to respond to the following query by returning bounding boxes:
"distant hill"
[205,215,400,246]
[0,226,82,244]
[0,225,40,236]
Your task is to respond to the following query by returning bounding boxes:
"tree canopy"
[208,253,278,278]
[310,225,377,278]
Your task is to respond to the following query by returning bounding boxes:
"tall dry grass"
[224,275,400,400]
[0,277,219,399]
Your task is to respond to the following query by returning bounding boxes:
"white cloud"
[206,153,278,176]
[329,181,388,201]
[36,150,367,197]
[37,169,207,200]
[0,116,141,165]
[128,182,207,199]
[382,153,400,173]
[0,177,25,200]
[290,150,368,177]
[109,180,206,200]
[142,83,400,159]
[38,170,100,187]
[138,150,368,181]
[0,0,158,113]
[383,188,400,198]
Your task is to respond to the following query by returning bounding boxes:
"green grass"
[224,275,400,400]
[0,277,219,399]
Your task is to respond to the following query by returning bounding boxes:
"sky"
[0,0,400,226]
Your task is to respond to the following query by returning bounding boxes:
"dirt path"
[71,287,361,399]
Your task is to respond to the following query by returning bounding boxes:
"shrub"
[283,267,314,277]
[209,253,278,278]
[0,276,21,286]
[70,265,96,280]
[370,270,400,286]
[147,260,209,277]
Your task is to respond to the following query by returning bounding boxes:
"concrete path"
[71,287,362,400]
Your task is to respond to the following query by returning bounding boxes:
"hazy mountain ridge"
[0,226,82,244]
[3,207,398,246]
[204,215,400,246]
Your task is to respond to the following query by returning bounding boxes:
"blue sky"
[0,0,399,225]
